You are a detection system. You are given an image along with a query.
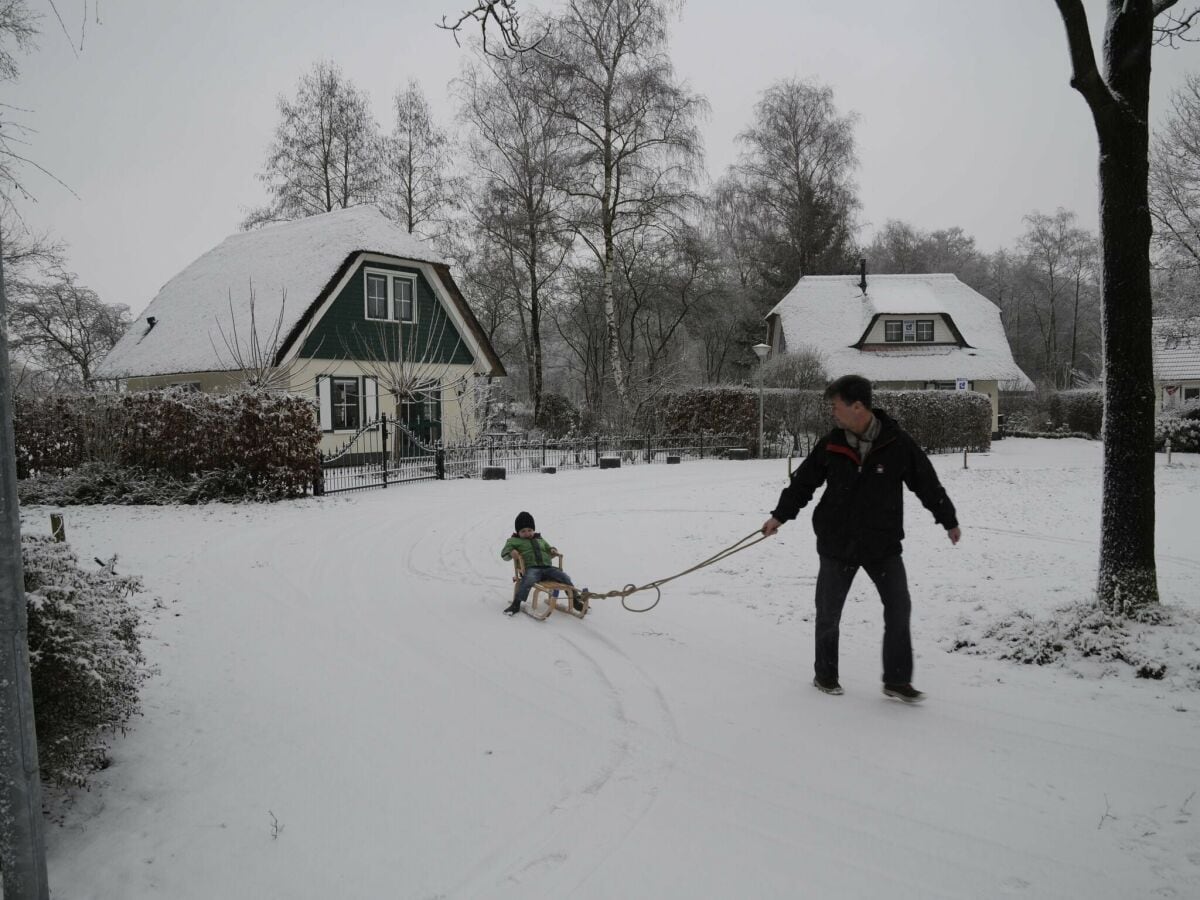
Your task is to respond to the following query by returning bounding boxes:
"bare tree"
[457,50,572,422]
[440,0,549,58]
[1017,209,1097,388]
[722,78,860,296]
[242,61,382,230]
[382,79,455,238]
[537,0,705,413]
[1149,72,1200,314]
[8,269,128,388]
[1052,0,1196,611]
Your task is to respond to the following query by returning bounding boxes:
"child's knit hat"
[515,511,535,532]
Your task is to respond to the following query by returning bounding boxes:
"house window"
[395,277,415,322]
[884,318,935,343]
[332,377,360,430]
[363,269,418,323]
[885,321,903,342]
[1186,387,1200,402]
[916,320,935,342]
[365,274,389,320]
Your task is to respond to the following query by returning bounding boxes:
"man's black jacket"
[771,408,958,564]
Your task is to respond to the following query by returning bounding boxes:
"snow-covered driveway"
[31,440,1200,899]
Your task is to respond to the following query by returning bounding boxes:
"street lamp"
[752,342,770,458]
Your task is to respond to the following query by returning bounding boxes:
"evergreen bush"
[534,393,582,437]
[22,534,149,788]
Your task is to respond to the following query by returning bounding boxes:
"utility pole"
[0,243,50,898]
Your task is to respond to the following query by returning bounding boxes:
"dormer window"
[364,269,418,323]
[884,318,935,343]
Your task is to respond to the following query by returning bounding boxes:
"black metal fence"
[316,426,774,495]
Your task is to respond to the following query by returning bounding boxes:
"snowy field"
[24,438,1200,899]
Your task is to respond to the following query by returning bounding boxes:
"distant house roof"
[96,205,502,379]
[1152,316,1200,381]
[766,273,1033,389]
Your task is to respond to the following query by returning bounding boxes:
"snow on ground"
[22,438,1200,899]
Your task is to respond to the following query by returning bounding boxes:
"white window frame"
[884,321,903,342]
[331,376,361,431]
[916,319,935,342]
[1185,386,1200,402]
[363,268,418,324]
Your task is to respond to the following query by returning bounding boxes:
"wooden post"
[50,514,65,543]
[380,412,388,488]
[963,447,968,469]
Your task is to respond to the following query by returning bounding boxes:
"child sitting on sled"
[501,511,585,616]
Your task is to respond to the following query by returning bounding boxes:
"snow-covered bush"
[1155,400,1200,452]
[14,389,320,501]
[950,601,1200,688]
[22,534,149,788]
[1052,389,1103,437]
[874,389,992,452]
[641,387,757,436]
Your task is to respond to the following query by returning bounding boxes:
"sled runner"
[511,550,588,620]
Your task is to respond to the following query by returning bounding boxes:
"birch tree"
[538,0,705,413]
[457,51,572,422]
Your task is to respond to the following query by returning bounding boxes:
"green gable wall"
[297,260,475,365]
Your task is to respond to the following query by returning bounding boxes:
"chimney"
[858,258,867,294]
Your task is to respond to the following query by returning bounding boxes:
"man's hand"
[762,517,783,537]
[947,526,961,545]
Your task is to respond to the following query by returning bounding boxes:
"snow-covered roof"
[1152,316,1200,381]
[96,206,453,379]
[767,273,1033,389]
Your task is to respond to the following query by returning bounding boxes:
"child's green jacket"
[500,533,555,567]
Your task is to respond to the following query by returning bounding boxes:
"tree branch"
[1053,0,1114,113]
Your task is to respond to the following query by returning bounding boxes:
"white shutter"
[364,376,379,422]
[317,376,332,431]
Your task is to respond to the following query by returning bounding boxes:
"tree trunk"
[1056,0,1162,611]
[1096,116,1159,610]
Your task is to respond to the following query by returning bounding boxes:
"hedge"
[644,386,992,454]
[14,389,320,500]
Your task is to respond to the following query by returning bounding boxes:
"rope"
[580,529,770,613]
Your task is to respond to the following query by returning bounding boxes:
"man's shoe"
[572,588,589,613]
[812,677,843,696]
[504,602,521,616]
[882,683,925,703]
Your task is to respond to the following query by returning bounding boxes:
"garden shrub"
[14,389,320,501]
[534,393,582,437]
[22,534,149,788]
[1155,399,1200,452]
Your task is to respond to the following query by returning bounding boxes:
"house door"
[399,386,442,450]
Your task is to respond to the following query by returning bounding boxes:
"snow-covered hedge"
[14,389,320,501]
[1049,389,1103,437]
[22,534,150,788]
[641,386,991,454]
[1155,400,1200,453]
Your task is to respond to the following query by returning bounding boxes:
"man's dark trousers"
[814,554,912,684]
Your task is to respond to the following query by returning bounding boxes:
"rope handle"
[580,529,770,613]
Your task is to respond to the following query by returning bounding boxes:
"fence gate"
[316,413,444,495]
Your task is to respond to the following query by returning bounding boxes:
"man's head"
[824,375,874,434]
[515,511,536,538]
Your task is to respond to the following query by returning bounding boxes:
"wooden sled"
[511,551,588,621]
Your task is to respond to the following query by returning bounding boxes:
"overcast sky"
[8,0,1200,319]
